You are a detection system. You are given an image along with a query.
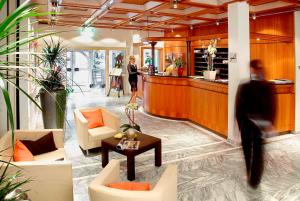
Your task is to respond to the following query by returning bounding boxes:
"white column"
[295,11,300,132]
[227,2,250,144]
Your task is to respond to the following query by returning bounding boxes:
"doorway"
[66,50,106,92]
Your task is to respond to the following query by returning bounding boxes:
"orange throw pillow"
[13,140,34,162]
[107,182,150,191]
[81,109,104,129]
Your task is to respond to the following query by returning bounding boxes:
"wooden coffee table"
[101,133,162,181]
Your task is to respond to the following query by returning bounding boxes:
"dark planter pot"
[40,89,67,129]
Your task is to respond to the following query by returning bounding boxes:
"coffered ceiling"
[32,0,300,31]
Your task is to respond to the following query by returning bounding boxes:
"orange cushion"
[81,109,104,129]
[13,140,34,162]
[107,182,150,191]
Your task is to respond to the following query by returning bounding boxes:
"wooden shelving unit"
[194,48,229,78]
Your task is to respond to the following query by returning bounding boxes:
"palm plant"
[0,0,56,199]
[36,38,67,92]
[35,38,70,129]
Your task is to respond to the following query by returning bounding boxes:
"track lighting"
[84,0,115,27]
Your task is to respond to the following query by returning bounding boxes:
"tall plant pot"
[40,89,67,129]
[203,70,216,80]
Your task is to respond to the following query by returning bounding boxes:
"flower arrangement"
[174,57,186,68]
[204,39,218,71]
[114,53,123,68]
[120,103,141,139]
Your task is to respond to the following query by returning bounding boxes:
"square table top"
[101,133,161,155]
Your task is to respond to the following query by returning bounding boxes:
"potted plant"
[120,103,141,139]
[203,39,218,80]
[174,57,186,77]
[0,0,57,199]
[36,38,69,129]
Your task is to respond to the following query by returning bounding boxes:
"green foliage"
[174,57,186,68]
[36,38,67,92]
[0,149,30,201]
[0,0,56,198]
[120,123,141,133]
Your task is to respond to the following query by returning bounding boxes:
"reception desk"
[139,74,295,138]
[142,75,228,137]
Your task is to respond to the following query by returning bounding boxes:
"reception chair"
[74,107,120,155]
[0,129,73,201]
[88,160,177,201]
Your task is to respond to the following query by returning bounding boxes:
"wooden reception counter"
[142,75,228,137]
[140,74,295,138]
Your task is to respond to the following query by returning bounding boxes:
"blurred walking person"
[236,59,276,188]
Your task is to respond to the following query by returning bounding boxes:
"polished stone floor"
[64,88,300,201]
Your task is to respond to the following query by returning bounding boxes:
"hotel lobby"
[1,0,300,200]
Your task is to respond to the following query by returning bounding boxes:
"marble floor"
[64,88,300,201]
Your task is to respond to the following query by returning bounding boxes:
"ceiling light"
[190,25,193,30]
[256,38,260,41]
[129,19,134,25]
[216,21,220,26]
[172,0,179,9]
[81,27,96,38]
[252,14,256,20]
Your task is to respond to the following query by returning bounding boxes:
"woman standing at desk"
[127,56,138,103]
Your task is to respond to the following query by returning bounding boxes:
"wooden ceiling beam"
[111,2,169,28]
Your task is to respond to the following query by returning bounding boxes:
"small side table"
[101,134,162,181]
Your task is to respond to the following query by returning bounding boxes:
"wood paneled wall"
[163,12,295,81]
[250,12,294,37]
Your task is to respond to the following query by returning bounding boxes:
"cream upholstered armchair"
[74,107,120,154]
[88,160,177,201]
[0,129,73,201]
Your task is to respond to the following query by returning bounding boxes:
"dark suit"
[236,80,275,188]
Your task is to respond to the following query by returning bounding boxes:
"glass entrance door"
[66,50,106,92]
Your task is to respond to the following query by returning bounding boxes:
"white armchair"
[0,129,73,201]
[74,107,120,154]
[88,160,177,201]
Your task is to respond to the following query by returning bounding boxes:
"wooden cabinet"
[273,84,295,133]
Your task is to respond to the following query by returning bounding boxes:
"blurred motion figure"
[236,59,276,188]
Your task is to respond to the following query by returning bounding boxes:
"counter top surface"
[140,73,294,86]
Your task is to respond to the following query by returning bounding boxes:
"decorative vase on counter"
[203,70,216,80]
[178,67,184,77]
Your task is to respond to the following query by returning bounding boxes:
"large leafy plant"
[36,38,67,92]
[0,0,55,198]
